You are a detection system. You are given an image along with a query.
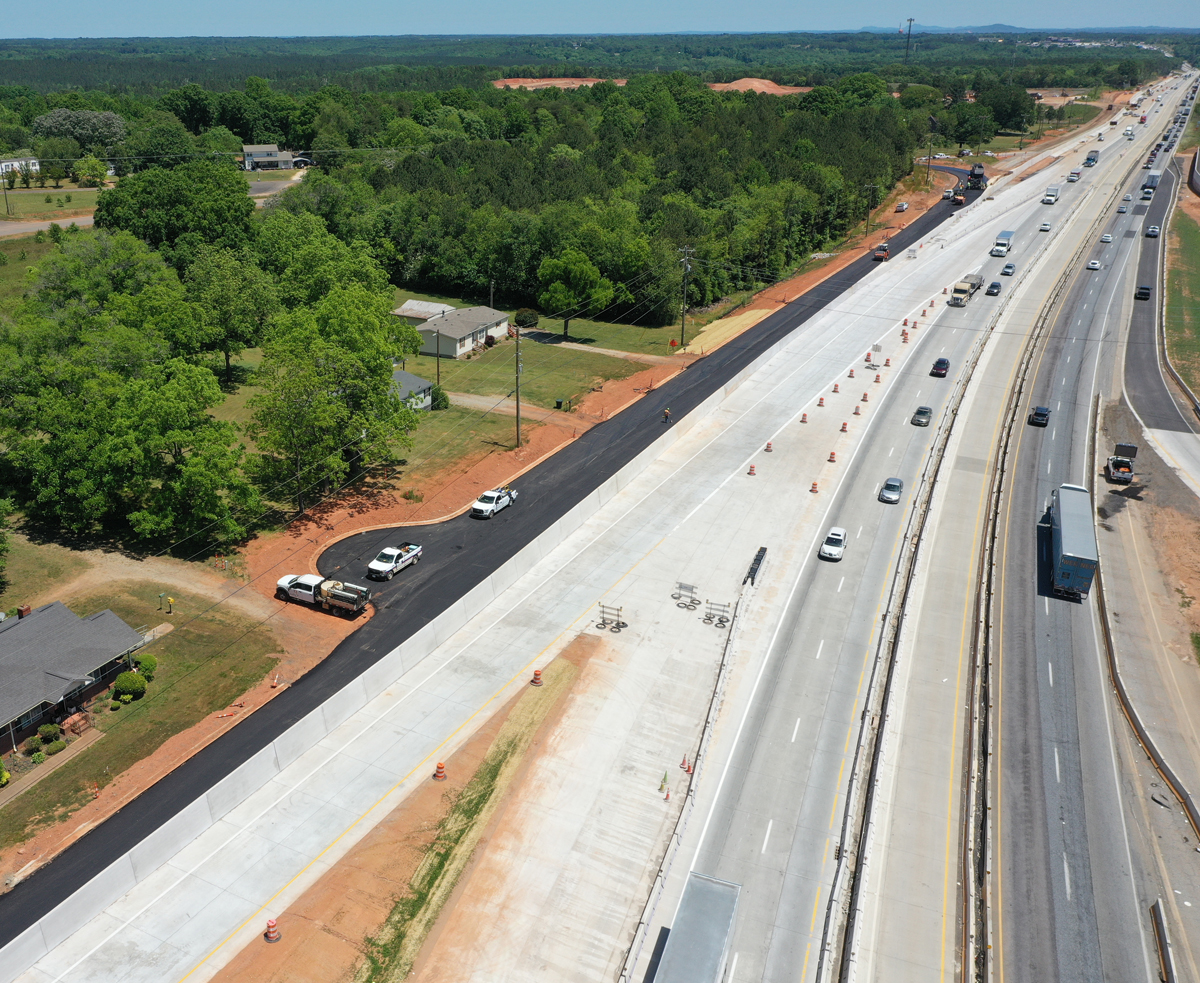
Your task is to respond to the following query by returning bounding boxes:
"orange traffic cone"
[884,357,891,367]
[849,368,855,378]
[833,383,839,393]
[902,331,909,343]
[265,919,281,943]
[853,405,861,416]
[818,397,825,407]
[875,374,882,383]
[433,763,447,781]
[748,464,757,475]
[903,317,908,326]
[828,450,837,463]
[811,481,819,493]
[801,413,808,423]
[840,421,848,432]
[943,286,948,294]
[530,669,543,686]
[862,392,869,402]
[765,441,773,452]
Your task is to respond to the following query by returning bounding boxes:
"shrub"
[43,193,51,203]
[430,383,450,411]
[44,740,67,755]
[38,723,61,742]
[32,230,44,243]
[119,693,133,705]
[514,308,539,329]
[30,752,45,764]
[0,252,7,266]
[0,763,10,787]
[135,654,157,681]
[112,670,146,699]
[64,193,71,202]
[22,736,41,755]
[110,701,121,711]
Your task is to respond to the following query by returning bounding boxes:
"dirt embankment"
[211,635,599,983]
[492,77,626,90]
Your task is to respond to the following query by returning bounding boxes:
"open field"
[0,581,280,850]
[0,188,98,220]
[411,335,642,410]
[0,534,93,613]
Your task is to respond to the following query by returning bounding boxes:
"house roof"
[416,306,510,340]
[391,369,433,401]
[242,144,281,154]
[0,602,143,727]
[393,300,456,322]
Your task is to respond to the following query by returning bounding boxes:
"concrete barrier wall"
[1190,148,1200,198]
[0,296,830,983]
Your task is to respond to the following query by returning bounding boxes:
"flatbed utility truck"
[276,575,372,615]
[948,274,984,307]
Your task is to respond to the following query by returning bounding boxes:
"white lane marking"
[816,639,825,660]
[1063,853,1072,901]
[1045,596,1049,615]
[1051,428,1056,441]
[761,820,774,854]
[1049,662,1055,687]
[1062,377,1066,385]
[1054,747,1061,783]
[1057,401,1061,411]
[791,718,801,742]
[889,446,894,457]
[729,953,740,981]
[1067,356,1071,364]
[837,577,845,593]
[914,389,921,398]
[857,526,863,539]
[941,346,946,352]
[1047,459,1052,474]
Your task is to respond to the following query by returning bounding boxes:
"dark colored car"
[986,281,1001,296]
[1029,406,1051,427]
[1136,285,1152,300]
[931,357,950,377]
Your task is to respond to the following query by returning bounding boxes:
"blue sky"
[3,0,1196,38]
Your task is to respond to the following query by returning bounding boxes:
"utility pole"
[862,185,879,236]
[678,246,694,348]
[514,321,522,447]
[489,279,494,309]
[904,18,915,64]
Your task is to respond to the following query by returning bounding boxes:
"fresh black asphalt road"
[1124,162,1196,433]
[0,182,978,947]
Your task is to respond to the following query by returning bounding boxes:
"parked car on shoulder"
[367,542,423,580]
[471,485,518,519]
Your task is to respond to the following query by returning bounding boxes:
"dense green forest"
[0,32,1187,94]
[0,33,1189,549]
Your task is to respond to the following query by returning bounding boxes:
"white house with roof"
[396,305,511,359]
[242,144,294,170]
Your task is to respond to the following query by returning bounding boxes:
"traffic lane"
[0,188,981,946]
[693,314,980,980]
[1124,165,1193,434]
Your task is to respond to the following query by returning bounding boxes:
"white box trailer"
[654,873,740,983]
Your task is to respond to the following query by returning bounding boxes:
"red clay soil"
[210,639,597,983]
[492,77,626,90]
[707,78,811,95]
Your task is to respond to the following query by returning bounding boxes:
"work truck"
[966,163,987,189]
[873,242,890,261]
[1105,443,1137,484]
[990,230,1016,257]
[276,575,372,614]
[1068,168,1083,182]
[948,274,984,307]
[1042,186,1061,204]
[951,188,966,205]
[1049,484,1098,599]
[367,542,422,580]
[471,485,518,519]
[1085,149,1100,166]
[1141,169,1162,199]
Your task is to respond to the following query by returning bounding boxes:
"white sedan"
[1087,260,1102,270]
[819,527,847,561]
[1100,233,1113,243]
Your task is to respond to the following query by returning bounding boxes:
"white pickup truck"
[276,575,372,614]
[368,542,422,580]
[471,486,518,519]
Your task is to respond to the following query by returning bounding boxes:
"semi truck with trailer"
[1049,483,1099,599]
[1141,170,1162,198]
[948,274,984,307]
[1085,149,1100,166]
[990,231,1016,257]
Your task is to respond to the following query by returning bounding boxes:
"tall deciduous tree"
[537,248,617,338]
[185,246,279,382]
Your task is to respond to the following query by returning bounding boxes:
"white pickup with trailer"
[1042,186,1061,204]
[367,542,422,580]
[276,575,372,614]
[990,230,1016,257]
[948,273,984,307]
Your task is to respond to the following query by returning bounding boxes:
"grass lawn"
[413,335,642,409]
[394,287,475,310]
[400,405,540,473]
[532,315,680,355]
[1165,206,1200,396]
[0,236,56,312]
[1180,113,1200,153]
[0,188,98,219]
[0,581,280,849]
[0,534,93,613]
